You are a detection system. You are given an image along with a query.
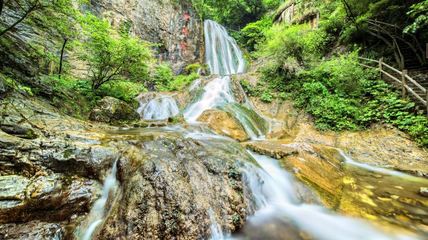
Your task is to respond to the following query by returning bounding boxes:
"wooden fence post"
[426,91,428,117]
[401,69,407,98]
[379,58,383,79]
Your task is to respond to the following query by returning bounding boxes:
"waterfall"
[183,20,245,122]
[78,160,119,240]
[137,95,180,120]
[184,20,265,140]
[243,152,413,240]
[204,20,245,75]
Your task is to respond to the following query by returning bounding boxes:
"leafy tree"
[78,14,152,90]
[405,0,428,33]
[191,0,281,29]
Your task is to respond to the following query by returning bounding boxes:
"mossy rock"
[89,96,139,124]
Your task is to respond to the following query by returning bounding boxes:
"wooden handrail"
[358,57,428,115]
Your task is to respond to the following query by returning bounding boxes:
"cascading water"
[241,152,415,240]
[183,19,244,122]
[137,95,179,120]
[77,160,119,240]
[183,20,265,140]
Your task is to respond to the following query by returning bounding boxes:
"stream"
[78,20,427,240]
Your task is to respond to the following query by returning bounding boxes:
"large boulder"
[94,132,256,239]
[89,96,139,123]
[0,174,99,223]
[197,109,249,141]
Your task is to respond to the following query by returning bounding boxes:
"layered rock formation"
[0,92,256,239]
[92,0,204,72]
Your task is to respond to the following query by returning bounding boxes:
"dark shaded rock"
[89,96,139,123]
[0,220,64,239]
[0,174,100,223]
[0,124,37,139]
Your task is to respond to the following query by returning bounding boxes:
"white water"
[183,20,245,123]
[338,150,424,181]
[208,208,226,240]
[184,20,266,141]
[137,95,179,120]
[242,152,414,240]
[78,160,119,240]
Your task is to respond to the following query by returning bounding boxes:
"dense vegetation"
[232,0,428,146]
[1,0,427,146]
[0,0,200,117]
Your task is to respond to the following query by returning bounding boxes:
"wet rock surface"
[0,220,64,240]
[89,96,139,124]
[244,140,428,235]
[0,93,261,239]
[95,131,255,239]
[198,109,249,141]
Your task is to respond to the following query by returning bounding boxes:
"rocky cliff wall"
[92,0,204,72]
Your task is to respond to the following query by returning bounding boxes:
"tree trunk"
[58,37,68,79]
[0,1,39,37]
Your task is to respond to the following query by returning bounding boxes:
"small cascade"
[78,160,119,240]
[137,95,180,120]
[242,152,414,240]
[222,103,268,140]
[184,76,235,122]
[338,150,413,179]
[208,208,226,240]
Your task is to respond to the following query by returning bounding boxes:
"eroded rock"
[96,132,256,239]
[198,109,249,141]
[89,96,139,123]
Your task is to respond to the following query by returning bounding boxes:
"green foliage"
[260,91,273,103]
[168,73,199,91]
[152,64,175,91]
[153,64,199,91]
[262,24,328,67]
[191,0,282,29]
[404,0,428,33]
[259,51,428,146]
[2,75,33,96]
[77,13,152,90]
[98,80,146,103]
[184,63,205,74]
[237,17,272,52]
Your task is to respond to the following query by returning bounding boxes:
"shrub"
[261,24,328,67]
[98,80,146,103]
[78,13,152,90]
[152,64,175,91]
[238,17,272,52]
[168,73,199,91]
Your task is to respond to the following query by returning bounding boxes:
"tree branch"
[0,0,40,37]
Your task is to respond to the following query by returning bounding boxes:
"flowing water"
[77,160,119,240]
[81,19,426,240]
[183,20,265,140]
[240,152,415,240]
[137,94,180,120]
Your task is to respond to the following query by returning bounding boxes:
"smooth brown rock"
[198,109,249,141]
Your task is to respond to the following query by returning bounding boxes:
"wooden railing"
[359,57,428,116]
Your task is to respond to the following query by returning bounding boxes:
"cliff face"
[0,0,203,81]
[92,0,204,72]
